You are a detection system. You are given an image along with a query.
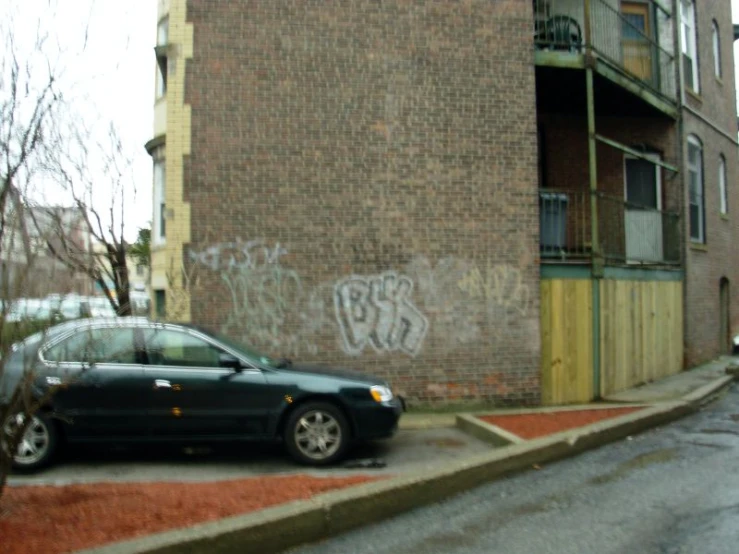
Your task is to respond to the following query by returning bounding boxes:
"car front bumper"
[353,395,405,441]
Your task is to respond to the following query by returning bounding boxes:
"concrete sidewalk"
[603,356,736,403]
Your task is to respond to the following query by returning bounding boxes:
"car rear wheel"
[284,402,349,466]
[4,413,59,472]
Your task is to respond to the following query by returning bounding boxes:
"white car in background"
[4,292,151,322]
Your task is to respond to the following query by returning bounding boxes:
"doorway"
[624,154,663,262]
[621,2,654,83]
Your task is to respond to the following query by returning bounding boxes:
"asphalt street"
[290,384,739,554]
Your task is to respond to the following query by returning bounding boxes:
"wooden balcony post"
[586,64,602,399]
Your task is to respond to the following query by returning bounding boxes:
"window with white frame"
[687,136,704,242]
[155,17,169,98]
[681,0,699,92]
[712,21,722,78]
[152,150,166,244]
[719,155,728,215]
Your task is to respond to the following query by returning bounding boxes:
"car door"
[41,324,150,439]
[141,326,273,438]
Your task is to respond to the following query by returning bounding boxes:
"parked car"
[1,318,403,470]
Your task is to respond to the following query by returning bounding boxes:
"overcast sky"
[7,1,739,241]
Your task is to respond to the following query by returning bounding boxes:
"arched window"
[687,135,704,242]
[712,21,722,78]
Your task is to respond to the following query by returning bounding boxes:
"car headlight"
[370,385,393,402]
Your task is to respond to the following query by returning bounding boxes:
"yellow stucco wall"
[149,0,193,321]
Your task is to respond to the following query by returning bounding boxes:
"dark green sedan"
[1,318,403,470]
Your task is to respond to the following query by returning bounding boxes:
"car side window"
[44,327,139,364]
[143,329,226,368]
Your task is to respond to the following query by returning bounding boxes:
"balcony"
[533,0,677,117]
[540,189,681,266]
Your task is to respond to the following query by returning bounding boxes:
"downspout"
[674,0,687,368]
[584,0,602,399]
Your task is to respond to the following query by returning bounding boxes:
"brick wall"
[683,0,739,366]
[182,0,541,405]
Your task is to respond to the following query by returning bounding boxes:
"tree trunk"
[113,249,132,316]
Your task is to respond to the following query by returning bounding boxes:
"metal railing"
[539,189,681,265]
[533,0,676,101]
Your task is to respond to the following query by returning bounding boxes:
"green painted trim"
[592,279,601,399]
[595,134,679,173]
[534,51,585,69]
[541,265,683,281]
[540,265,592,280]
[586,67,601,275]
[594,60,678,118]
[602,267,684,281]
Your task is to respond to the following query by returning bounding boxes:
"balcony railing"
[540,189,681,265]
[533,0,676,101]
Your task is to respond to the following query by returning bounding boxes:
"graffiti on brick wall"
[405,256,481,346]
[189,239,330,356]
[190,240,288,271]
[334,272,429,357]
[457,263,531,335]
[404,256,534,347]
[189,239,534,359]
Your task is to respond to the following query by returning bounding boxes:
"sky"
[5,1,739,243]
[4,0,157,241]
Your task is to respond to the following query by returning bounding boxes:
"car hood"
[277,363,384,386]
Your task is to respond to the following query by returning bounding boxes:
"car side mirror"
[219,353,244,371]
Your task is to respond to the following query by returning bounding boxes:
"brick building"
[147,0,738,406]
[679,0,739,366]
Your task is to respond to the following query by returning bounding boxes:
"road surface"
[290,385,739,554]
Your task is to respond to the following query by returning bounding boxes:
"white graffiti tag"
[190,239,288,271]
[334,272,429,357]
[189,240,328,357]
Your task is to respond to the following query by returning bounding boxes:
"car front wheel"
[4,413,59,472]
[284,402,350,466]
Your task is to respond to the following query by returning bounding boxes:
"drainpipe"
[674,0,687,367]
[584,0,602,399]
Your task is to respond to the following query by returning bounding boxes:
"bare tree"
[38,122,137,317]
[0,5,68,497]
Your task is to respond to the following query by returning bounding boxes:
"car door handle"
[153,379,172,389]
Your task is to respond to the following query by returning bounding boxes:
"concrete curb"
[455,413,523,446]
[76,375,736,554]
[681,375,734,406]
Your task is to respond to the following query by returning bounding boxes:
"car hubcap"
[294,410,341,460]
[5,414,50,466]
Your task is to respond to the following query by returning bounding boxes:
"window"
[681,0,699,92]
[154,289,166,319]
[719,155,728,215]
[155,17,169,98]
[143,329,225,368]
[136,264,146,276]
[45,328,139,364]
[687,136,705,242]
[712,21,722,78]
[152,149,166,244]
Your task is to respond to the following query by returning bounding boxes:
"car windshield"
[187,325,279,368]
